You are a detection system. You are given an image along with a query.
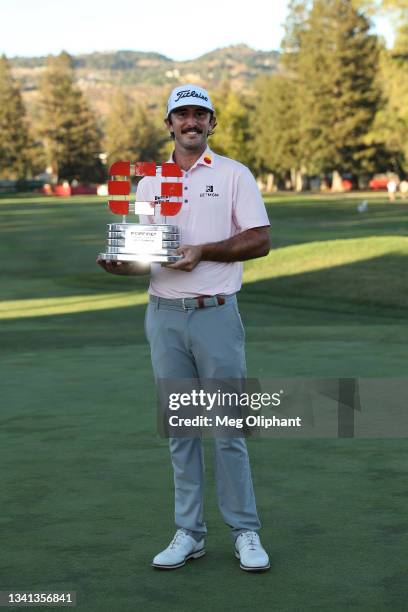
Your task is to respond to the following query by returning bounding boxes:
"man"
[98,84,271,572]
[399,179,408,199]
[387,178,397,202]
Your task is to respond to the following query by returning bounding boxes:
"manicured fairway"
[0,193,407,611]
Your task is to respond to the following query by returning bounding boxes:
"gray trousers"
[145,293,261,541]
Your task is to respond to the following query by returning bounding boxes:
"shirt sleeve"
[232,166,270,232]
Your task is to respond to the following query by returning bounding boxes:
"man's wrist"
[200,242,235,263]
[200,244,210,261]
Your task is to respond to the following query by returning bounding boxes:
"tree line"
[0,0,407,190]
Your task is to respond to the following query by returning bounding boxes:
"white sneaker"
[152,529,206,569]
[235,531,270,572]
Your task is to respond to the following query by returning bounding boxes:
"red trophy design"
[99,161,183,272]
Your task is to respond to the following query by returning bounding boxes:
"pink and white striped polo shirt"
[136,147,270,299]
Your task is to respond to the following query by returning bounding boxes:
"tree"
[0,55,34,179]
[280,0,311,62]
[250,74,306,189]
[248,1,311,189]
[296,0,382,188]
[39,52,104,182]
[353,0,408,12]
[104,90,166,167]
[367,26,408,172]
[251,0,384,189]
[210,85,256,170]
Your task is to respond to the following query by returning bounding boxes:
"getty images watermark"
[166,388,301,431]
[156,378,408,438]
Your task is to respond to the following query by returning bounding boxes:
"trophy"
[99,161,184,273]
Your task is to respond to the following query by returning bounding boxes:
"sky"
[0,0,395,60]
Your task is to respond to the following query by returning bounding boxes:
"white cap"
[167,84,214,117]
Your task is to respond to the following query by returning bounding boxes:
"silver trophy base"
[98,253,151,275]
[99,223,181,271]
[98,253,180,263]
[98,252,179,275]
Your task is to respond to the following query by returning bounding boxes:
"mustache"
[181,127,203,134]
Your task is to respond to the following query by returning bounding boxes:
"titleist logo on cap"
[174,89,209,103]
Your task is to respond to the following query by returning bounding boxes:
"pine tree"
[0,55,33,179]
[105,91,136,166]
[210,85,255,170]
[368,26,408,172]
[251,74,305,188]
[132,104,167,161]
[281,0,311,62]
[250,1,310,188]
[251,0,383,188]
[297,0,382,186]
[104,90,166,167]
[39,52,104,182]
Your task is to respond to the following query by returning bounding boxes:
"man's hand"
[165,245,203,272]
[96,255,148,276]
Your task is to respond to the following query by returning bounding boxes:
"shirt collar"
[167,146,215,171]
[196,147,214,168]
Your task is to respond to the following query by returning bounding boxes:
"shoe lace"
[241,531,259,551]
[169,529,188,549]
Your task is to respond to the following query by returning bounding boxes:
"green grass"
[0,192,407,611]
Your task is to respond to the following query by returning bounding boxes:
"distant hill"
[9,44,280,120]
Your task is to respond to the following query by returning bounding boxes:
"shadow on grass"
[1,253,407,359]
[242,253,408,317]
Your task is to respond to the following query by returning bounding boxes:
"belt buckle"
[181,297,187,310]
